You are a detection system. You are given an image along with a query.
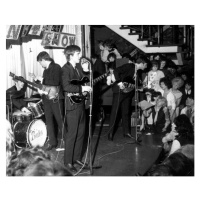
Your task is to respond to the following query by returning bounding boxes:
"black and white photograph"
[1,1,199,200]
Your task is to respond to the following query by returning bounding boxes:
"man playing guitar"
[30,51,66,151]
[106,56,148,141]
[61,45,92,173]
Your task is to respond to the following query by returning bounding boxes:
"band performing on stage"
[6,25,194,177]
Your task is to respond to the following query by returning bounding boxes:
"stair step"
[120,26,130,30]
[146,44,179,47]
[120,26,139,30]
[138,38,153,41]
[129,32,141,35]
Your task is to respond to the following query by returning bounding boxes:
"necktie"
[75,66,80,79]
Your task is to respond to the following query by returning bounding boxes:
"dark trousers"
[109,91,134,135]
[64,104,86,164]
[43,98,65,146]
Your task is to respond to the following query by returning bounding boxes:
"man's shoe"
[123,133,134,139]
[45,144,57,151]
[74,160,88,167]
[65,163,77,173]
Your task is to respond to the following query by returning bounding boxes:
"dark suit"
[6,83,27,110]
[109,63,135,137]
[42,61,65,146]
[61,62,89,165]
[179,88,194,108]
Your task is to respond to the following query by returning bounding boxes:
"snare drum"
[13,119,47,148]
[13,111,33,123]
[29,100,44,118]
[13,111,24,123]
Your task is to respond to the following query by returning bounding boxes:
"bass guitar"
[69,72,110,104]
[9,72,60,100]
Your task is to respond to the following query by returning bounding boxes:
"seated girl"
[162,114,194,155]
[138,89,156,132]
[141,96,170,135]
[143,60,165,91]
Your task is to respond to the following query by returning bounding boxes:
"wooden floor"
[46,116,165,176]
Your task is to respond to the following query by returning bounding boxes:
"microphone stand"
[81,59,102,175]
[130,66,142,145]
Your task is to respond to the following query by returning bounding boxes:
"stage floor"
[44,118,165,176]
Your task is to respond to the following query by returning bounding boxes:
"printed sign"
[6,25,22,40]
[21,25,31,37]
[41,31,76,48]
[43,25,62,32]
[29,25,43,36]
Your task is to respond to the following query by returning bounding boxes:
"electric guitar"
[121,82,135,93]
[69,72,110,104]
[9,72,60,100]
[119,76,136,93]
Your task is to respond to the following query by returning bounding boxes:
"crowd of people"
[6,39,194,176]
[91,39,194,176]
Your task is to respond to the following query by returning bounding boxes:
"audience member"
[179,79,194,110]
[141,96,170,135]
[181,94,194,125]
[6,119,15,168]
[159,77,176,122]
[7,147,72,176]
[162,114,194,155]
[143,60,165,91]
[147,152,194,176]
[162,152,194,176]
[170,77,184,119]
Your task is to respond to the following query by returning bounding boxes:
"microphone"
[81,58,91,72]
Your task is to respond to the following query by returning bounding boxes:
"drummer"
[6,76,31,113]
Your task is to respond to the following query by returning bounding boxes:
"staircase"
[105,25,194,65]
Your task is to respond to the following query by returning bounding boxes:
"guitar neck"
[93,73,108,85]
[23,79,43,90]
[9,72,42,90]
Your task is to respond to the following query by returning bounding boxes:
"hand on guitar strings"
[82,85,92,93]
[117,82,125,90]
[37,88,48,95]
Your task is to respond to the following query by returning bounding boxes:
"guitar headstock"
[9,72,24,82]
[9,72,15,78]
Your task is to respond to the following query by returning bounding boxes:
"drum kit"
[10,98,47,149]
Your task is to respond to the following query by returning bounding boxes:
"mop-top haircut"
[37,51,53,62]
[64,45,81,61]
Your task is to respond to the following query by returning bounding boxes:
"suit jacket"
[179,88,194,107]
[61,62,89,111]
[112,63,136,93]
[42,61,64,100]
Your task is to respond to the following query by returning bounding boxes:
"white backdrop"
[6,25,83,97]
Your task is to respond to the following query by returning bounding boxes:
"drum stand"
[9,94,14,129]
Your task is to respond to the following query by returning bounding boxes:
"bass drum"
[13,119,47,148]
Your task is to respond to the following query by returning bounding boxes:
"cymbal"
[23,98,41,102]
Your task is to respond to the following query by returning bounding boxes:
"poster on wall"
[6,25,22,40]
[41,31,76,48]
[29,25,43,36]
[43,25,63,32]
[21,25,31,37]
